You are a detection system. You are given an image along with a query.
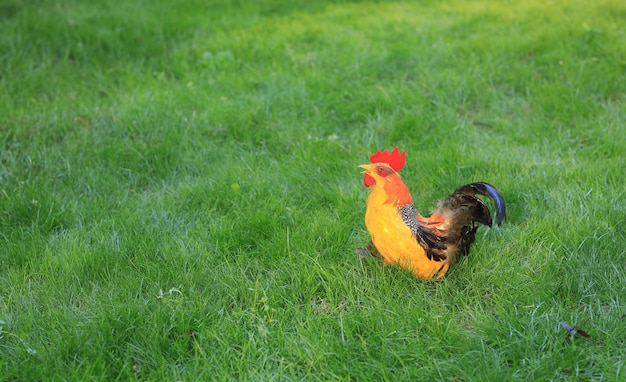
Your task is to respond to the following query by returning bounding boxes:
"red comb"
[370,147,406,172]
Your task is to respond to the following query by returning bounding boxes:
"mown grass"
[1,0,625,380]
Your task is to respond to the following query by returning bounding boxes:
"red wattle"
[363,174,375,187]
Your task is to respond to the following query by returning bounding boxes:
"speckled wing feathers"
[398,203,448,261]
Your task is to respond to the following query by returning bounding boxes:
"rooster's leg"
[357,241,383,259]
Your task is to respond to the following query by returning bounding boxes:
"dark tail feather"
[429,182,506,257]
[452,182,506,226]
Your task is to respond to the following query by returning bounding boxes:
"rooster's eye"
[376,165,392,177]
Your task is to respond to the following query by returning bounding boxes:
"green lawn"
[1,0,625,380]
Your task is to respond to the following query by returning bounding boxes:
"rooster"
[359,147,506,280]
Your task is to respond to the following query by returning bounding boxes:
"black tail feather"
[452,182,506,226]
[425,182,506,259]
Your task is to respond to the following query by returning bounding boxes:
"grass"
[1,0,625,380]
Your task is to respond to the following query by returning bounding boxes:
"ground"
[1,0,625,380]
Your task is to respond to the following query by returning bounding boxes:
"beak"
[359,164,373,174]
[359,164,376,188]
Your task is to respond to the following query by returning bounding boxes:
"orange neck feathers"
[381,173,413,206]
